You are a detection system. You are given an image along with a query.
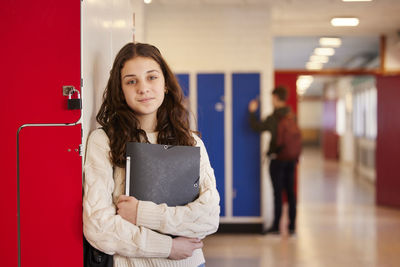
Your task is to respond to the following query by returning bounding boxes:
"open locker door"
[0,1,82,266]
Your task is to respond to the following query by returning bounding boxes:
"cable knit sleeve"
[136,134,220,238]
[83,129,172,258]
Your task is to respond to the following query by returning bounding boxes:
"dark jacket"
[248,106,290,156]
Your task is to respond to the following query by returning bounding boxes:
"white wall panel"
[336,77,355,165]
[82,0,144,155]
[298,101,323,128]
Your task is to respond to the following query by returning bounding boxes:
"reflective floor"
[203,147,400,267]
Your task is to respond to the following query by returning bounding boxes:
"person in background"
[83,42,220,267]
[248,86,298,235]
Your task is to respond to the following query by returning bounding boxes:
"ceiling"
[274,36,380,69]
[150,0,400,95]
[154,0,400,36]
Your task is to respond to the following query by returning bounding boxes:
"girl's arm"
[135,135,221,238]
[83,129,172,258]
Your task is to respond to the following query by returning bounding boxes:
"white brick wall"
[144,5,271,69]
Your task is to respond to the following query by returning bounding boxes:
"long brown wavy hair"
[96,42,196,168]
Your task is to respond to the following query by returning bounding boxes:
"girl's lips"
[138,97,154,103]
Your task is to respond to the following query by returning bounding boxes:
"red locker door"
[18,126,82,266]
[376,75,400,208]
[322,100,339,160]
[0,1,82,266]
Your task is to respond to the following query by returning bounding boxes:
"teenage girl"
[83,42,220,267]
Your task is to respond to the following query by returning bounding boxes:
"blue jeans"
[198,263,206,267]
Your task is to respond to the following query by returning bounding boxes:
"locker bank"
[2,0,400,266]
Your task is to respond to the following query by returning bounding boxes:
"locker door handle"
[214,102,224,112]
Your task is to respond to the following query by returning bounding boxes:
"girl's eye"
[127,80,137,85]
[149,75,158,80]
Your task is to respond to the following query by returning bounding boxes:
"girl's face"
[121,56,166,123]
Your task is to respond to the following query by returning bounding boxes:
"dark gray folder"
[125,142,200,206]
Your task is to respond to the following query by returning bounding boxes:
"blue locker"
[232,73,260,216]
[197,74,225,216]
[175,73,190,97]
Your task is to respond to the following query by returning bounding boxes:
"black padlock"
[68,90,82,110]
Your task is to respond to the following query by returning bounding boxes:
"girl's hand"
[117,195,139,225]
[168,237,203,260]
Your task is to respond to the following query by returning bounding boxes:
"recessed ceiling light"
[310,55,329,63]
[319,37,342,47]
[331,17,359,27]
[306,62,323,70]
[342,0,372,2]
[314,47,335,56]
[144,0,152,4]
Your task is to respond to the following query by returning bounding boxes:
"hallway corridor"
[203,147,400,267]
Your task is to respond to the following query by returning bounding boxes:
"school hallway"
[203,147,400,267]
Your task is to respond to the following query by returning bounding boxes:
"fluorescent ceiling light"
[342,0,372,2]
[310,55,329,63]
[319,37,342,47]
[314,47,335,56]
[144,0,152,4]
[296,75,314,95]
[331,17,359,27]
[306,62,323,70]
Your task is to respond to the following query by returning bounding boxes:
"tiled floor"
[203,147,400,267]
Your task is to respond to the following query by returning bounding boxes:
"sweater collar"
[145,131,158,144]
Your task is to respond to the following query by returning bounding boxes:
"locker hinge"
[79,144,83,157]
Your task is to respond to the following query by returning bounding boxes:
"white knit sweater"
[83,129,220,267]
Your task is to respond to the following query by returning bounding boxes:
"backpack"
[276,112,302,161]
